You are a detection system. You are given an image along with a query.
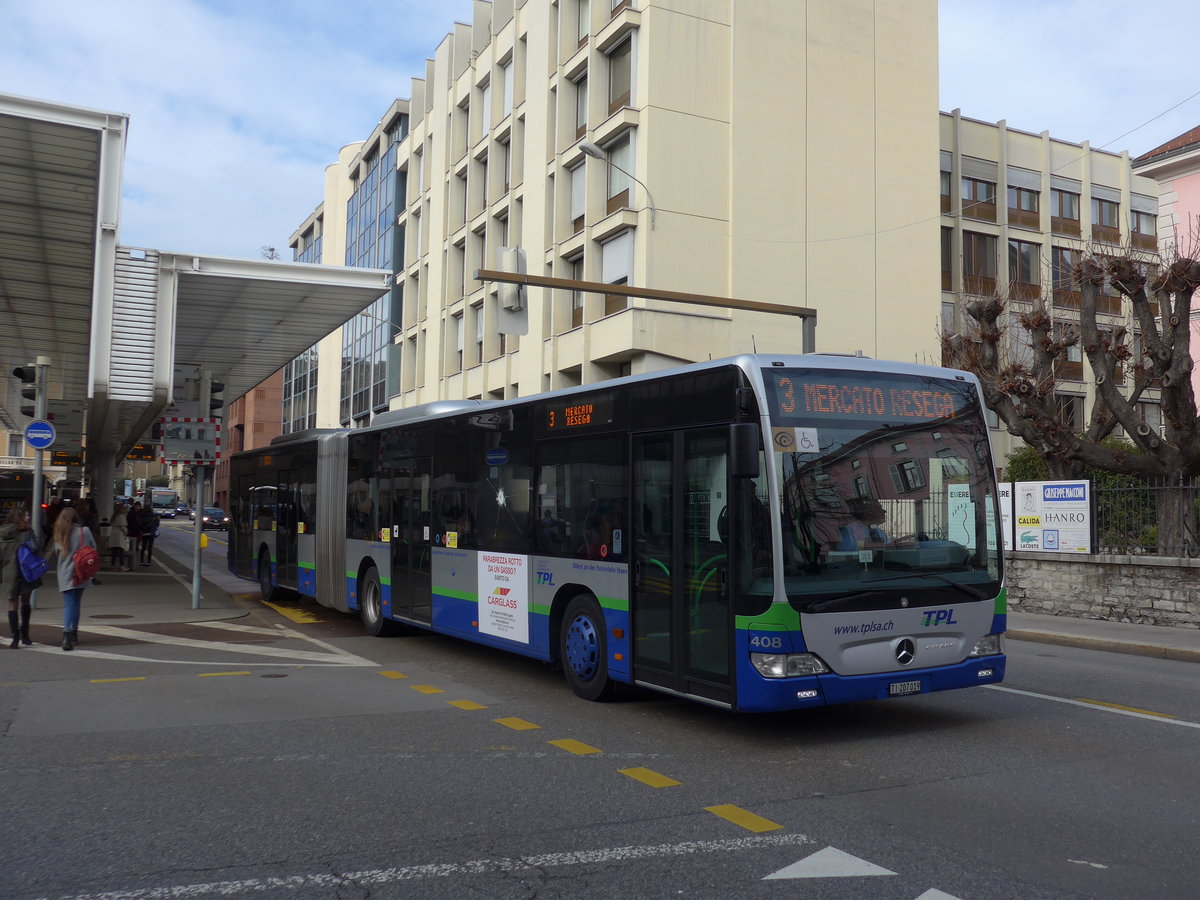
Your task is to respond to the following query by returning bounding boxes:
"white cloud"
[940,0,1200,155]
[0,0,476,257]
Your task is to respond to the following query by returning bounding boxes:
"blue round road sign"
[25,419,56,450]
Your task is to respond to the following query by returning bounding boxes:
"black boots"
[20,604,30,645]
[7,611,17,649]
[62,630,73,651]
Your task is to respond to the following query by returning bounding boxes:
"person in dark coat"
[0,508,41,648]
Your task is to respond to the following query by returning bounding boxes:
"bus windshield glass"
[763,368,1002,614]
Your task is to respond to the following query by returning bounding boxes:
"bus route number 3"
[749,634,785,650]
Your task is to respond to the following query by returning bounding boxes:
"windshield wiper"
[864,571,986,600]
[803,590,892,614]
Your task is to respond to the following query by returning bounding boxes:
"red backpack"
[72,526,100,585]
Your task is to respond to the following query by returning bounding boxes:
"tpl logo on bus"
[536,570,556,586]
[921,609,958,627]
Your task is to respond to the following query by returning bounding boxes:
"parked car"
[200,507,229,530]
[176,504,190,516]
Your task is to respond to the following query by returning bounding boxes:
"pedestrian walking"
[0,508,42,648]
[76,498,103,584]
[108,503,129,571]
[48,507,98,651]
[138,505,159,567]
[126,502,143,571]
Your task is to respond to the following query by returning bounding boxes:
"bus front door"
[632,429,733,705]
[391,458,432,624]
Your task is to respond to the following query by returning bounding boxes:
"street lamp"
[579,141,657,229]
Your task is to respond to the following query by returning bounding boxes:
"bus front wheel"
[360,568,397,637]
[560,595,614,701]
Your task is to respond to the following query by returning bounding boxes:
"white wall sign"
[1013,480,1091,553]
[478,552,529,643]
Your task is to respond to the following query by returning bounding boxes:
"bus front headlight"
[969,633,1003,657]
[751,652,830,678]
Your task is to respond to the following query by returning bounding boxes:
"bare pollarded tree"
[942,248,1200,551]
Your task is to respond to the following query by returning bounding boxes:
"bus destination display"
[545,394,614,431]
[765,370,971,425]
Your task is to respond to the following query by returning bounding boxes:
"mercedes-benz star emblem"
[895,639,916,666]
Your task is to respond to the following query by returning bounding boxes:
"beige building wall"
[939,110,1161,470]
[290,0,941,419]
[397,0,940,408]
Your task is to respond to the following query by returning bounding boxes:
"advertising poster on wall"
[478,552,529,643]
[1013,480,1092,553]
[996,482,1012,551]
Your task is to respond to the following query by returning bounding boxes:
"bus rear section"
[733,362,1006,711]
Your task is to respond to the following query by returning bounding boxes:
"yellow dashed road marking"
[411,684,445,694]
[90,677,146,684]
[549,738,601,756]
[378,670,409,679]
[1076,698,1177,719]
[198,671,251,677]
[449,700,487,710]
[494,716,540,731]
[619,767,681,788]
[704,804,783,833]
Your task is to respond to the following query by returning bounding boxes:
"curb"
[1008,628,1200,665]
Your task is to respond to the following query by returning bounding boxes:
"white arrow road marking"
[764,846,896,880]
[914,890,964,900]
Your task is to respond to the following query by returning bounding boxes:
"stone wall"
[1005,552,1200,629]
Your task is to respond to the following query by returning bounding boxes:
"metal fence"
[1093,475,1200,557]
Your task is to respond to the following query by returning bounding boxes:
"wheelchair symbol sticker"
[771,427,819,453]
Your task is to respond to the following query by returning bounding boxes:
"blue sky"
[2,0,1197,259]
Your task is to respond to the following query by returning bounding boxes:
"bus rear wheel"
[360,568,398,637]
[257,553,277,603]
[560,595,614,701]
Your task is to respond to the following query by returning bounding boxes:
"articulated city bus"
[228,354,1005,712]
[0,468,51,516]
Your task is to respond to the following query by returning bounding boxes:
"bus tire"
[560,594,614,701]
[257,552,278,603]
[360,568,398,637]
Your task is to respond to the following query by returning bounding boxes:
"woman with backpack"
[49,507,99,651]
[0,508,41,649]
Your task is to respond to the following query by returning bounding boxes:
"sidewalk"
[27,546,249,629]
[1007,611,1200,664]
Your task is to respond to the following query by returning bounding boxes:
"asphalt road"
[2,523,1197,899]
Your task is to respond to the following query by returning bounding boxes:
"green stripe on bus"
[435,586,477,603]
[530,603,551,616]
[344,571,390,586]
[735,603,801,632]
[298,562,315,570]
[597,596,628,612]
[996,586,1007,614]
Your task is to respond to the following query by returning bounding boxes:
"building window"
[1092,197,1120,243]
[961,177,996,222]
[1008,239,1040,298]
[603,131,632,212]
[1137,401,1163,435]
[569,255,584,328]
[962,231,997,295]
[473,302,484,365]
[500,59,514,120]
[8,435,25,458]
[600,229,632,315]
[570,162,586,233]
[452,312,464,373]
[1055,394,1084,432]
[607,38,632,113]
[1052,246,1080,307]
[480,78,492,134]
[574,72,588,138]
[940,170,951,213]
[940,227,952,291]
[1053,322,1083,380]
[889,460,926,493]
[1132,210,1157,251]
[1007,187,1039,229]
[1052,188,1081,236]
[577,0,590,45]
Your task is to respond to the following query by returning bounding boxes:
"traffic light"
[209,381,225,415]
[12,366,37,418]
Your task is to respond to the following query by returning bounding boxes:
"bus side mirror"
[730,423,760,479]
